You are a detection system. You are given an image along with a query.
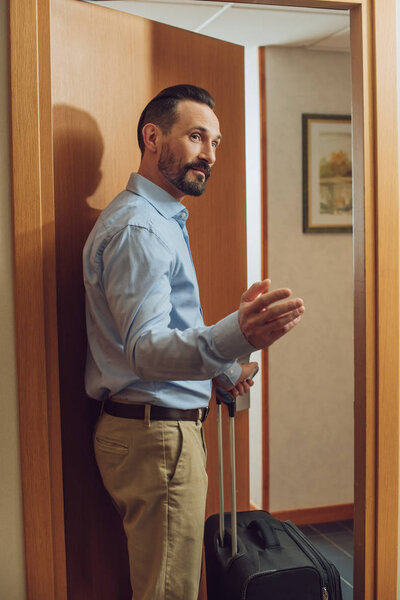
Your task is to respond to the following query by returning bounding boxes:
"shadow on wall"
[52,104,131,598]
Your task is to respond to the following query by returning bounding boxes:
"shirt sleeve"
[213,361,243,387]
[102,226,254,381]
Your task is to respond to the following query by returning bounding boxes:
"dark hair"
[137,84,215,156]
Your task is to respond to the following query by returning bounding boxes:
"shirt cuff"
[212,311,255,360]
[214,360,242,387]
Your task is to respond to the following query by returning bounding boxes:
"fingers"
[239,279,305,350]
[229,378,254,397]
[243,283,304,326]
[242,291,304,330]
[258,300,305,325]
[267,314,303,344]
[240,361,258,381]
[250,288,292,313]
[268,308,304,332]
[241,279,270,304]
[240,303,304,348]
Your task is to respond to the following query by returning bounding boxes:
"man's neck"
[137,164,185,202]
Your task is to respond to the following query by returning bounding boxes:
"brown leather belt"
[104,398,209,422]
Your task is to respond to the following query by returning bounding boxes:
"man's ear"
[141,123,161,153]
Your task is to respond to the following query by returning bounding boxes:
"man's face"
[157,100,221,197]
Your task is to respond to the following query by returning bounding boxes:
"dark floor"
[299,520,353,600]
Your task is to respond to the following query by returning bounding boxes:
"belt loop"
[197,408,202,425]
[144,404,151,428]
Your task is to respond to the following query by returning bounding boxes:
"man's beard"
[158,143,210,197]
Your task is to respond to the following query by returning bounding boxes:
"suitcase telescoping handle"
[216,387,238,557]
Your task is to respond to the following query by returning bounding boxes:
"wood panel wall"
[51,1,247,597]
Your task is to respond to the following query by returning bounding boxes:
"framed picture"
[302,114,352,233]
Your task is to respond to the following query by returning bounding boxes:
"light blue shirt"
[83,173,254,408]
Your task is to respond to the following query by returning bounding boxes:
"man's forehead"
[175,100,221,136]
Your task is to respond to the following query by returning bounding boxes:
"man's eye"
[191,133,201,141]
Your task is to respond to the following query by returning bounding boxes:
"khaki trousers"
[94,410,208,600]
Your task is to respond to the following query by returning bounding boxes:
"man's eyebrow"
[189,126,222,140]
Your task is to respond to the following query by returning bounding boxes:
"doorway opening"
[86,1,355,594]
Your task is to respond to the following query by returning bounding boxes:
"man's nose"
[198,142,216,166]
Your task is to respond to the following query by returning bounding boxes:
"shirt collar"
[126,173,188,222]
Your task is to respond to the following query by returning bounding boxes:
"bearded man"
[83,84,304,600]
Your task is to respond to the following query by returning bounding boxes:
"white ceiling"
[85,0,350,51]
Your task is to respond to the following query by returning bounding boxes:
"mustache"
[184,161,211,178]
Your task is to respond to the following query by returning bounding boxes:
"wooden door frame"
[9,0,398,598]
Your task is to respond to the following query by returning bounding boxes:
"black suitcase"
[204,388,343,600]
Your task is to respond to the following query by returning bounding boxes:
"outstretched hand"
[214,280,304,398]
[239,279,305,349]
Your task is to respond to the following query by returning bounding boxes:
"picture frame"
[302,114,352,233]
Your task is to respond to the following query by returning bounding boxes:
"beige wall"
[265,46,353,511]
[0,4,26,598]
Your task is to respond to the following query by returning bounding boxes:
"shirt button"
[230,369,233,374]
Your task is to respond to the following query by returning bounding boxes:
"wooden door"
[50,1,248,597]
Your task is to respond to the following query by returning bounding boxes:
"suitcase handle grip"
[216,387,236,417]
[248,519,281,549]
